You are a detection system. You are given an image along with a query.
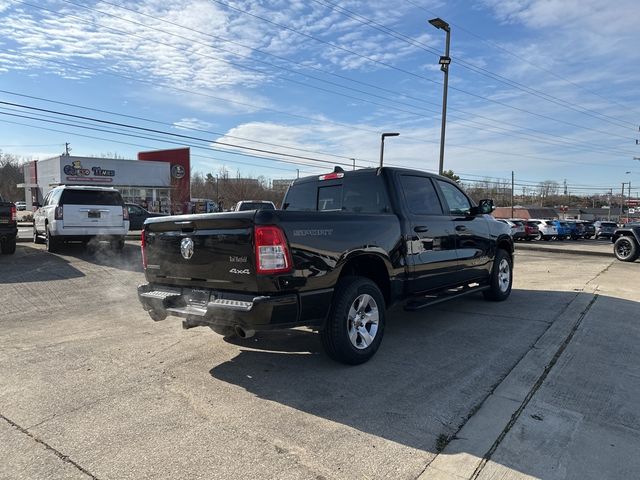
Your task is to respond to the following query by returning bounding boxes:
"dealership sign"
[64,160,115,183]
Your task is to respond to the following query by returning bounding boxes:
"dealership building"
[20,148,191,213]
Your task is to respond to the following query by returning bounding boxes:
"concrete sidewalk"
[421,260,640,479]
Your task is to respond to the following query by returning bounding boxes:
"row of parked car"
[495,218,619,241]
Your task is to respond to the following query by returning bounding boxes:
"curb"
[515,244,612,258]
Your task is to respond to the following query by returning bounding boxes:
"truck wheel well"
[497,238,513,256]
[339,255,390,304]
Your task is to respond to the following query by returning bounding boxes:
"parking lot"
[1,242,639,479]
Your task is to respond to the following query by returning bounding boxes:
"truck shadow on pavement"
[209,288,640,467]
[0,243,85,283]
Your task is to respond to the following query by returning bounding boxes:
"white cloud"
[173,117,214,131]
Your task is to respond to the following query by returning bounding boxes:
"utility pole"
[511,171,514,218]
[620,182,626,220]
[64,142,71,156]
[351,158,356,171]
[296,169,299,179]
[608,189,612,220]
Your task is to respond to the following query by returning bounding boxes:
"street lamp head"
[428,17,450,32]
[381,132,400,139]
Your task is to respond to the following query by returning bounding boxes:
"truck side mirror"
[474,199,494,215]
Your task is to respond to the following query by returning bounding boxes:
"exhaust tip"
[235,326,255,338]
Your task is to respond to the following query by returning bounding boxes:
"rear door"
[397,174,459,292]
[61,189,125,228]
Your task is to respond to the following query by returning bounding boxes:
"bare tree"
[0,152,26,201]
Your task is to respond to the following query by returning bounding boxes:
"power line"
[404,0,640,119]
[15,1,638,157]
[2,85,637,171]
[0,114,623,194]
[315,0,636,131]
[6,0,639,158]
[0,102,367,169]
[206,0,636,141]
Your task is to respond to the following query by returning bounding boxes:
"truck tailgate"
[144,213,259,291]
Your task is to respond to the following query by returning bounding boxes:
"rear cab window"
[283,172,390,213]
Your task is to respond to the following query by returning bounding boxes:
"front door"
[435,180,492,282]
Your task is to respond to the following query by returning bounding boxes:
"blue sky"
[0,0,639,196]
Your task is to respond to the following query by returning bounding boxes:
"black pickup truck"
[0,194,18,255]
[138,167,514,364]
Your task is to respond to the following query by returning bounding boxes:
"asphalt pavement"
[1,243,638,479]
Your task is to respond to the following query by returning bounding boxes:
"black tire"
[1,238,16,254]
[483,249,513,301]
[321,276,386,365]
[33,225,44,244]
[613,236,639,262]
[45,227,59,253]
[543,236,551,241]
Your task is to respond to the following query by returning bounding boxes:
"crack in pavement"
[469,292,600,480]
[1,413,100,480]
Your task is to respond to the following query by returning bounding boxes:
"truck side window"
[282,181,316,211]
[436,180,471,216]
[400,175,443,215]
[342,175,390,213]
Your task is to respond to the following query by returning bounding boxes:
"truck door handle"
[414,226,429,233]
[455,225,467,232]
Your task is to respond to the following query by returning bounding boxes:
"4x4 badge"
[180,237,194,260]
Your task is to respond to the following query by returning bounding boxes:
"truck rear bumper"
[137,283,331,331]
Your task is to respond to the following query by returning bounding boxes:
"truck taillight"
[123,206,129,220]
[10,205,16,222]
[141,230,147,269]
[254,226,292,274]
[54,205,63,220]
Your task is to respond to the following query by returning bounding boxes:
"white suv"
[529,219,558,241]
[33,186,129,252]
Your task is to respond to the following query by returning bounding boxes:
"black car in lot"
[126,203,168,230]
[137,167,514,364]
[580,221,595,239]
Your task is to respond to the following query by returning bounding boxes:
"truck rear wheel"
[483,249,513,301]
[321,276,386,365]
[613,236,639,262]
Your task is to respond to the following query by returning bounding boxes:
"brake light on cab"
[254,225,292,274]
[318,172,344,181]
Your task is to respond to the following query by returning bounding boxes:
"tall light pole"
[379,132,399,168]
[429,17,451,176]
